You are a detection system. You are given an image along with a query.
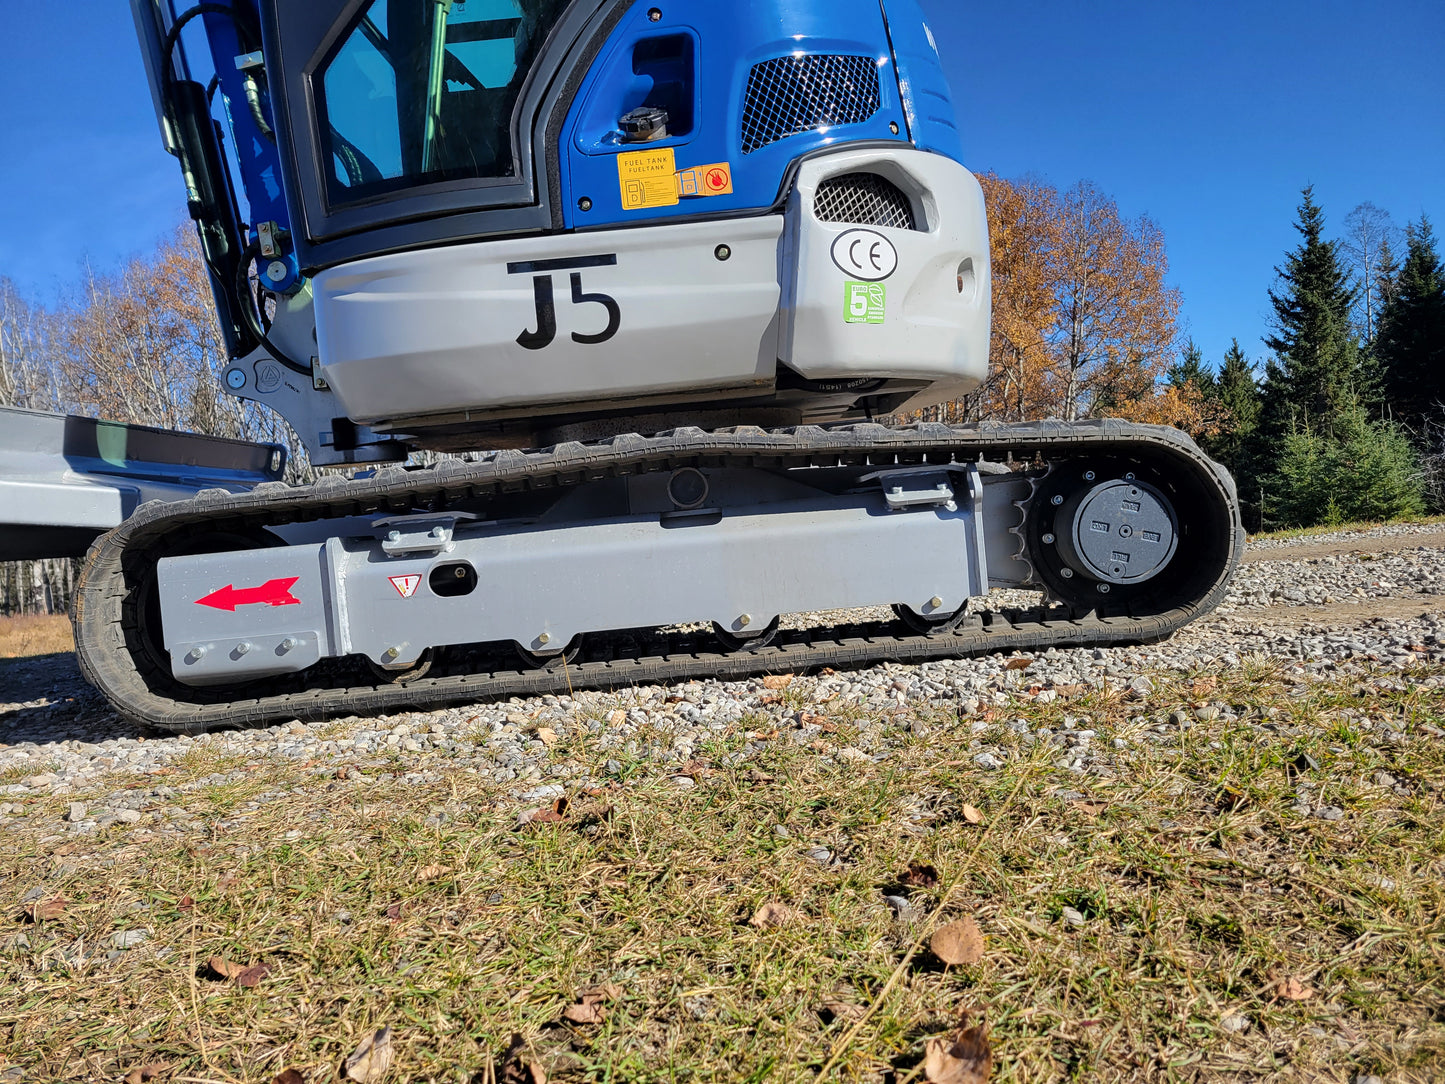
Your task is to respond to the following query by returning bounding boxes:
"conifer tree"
[1209,339,1261,480]
[1262,186,1366,429]
[1167,339,1216,396]
[1378,215,1445,430]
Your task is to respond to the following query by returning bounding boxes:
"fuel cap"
[619,106,669,142]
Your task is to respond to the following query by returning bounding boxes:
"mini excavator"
[63,0,1242,729]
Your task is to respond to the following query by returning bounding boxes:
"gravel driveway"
[2,523,1443,825]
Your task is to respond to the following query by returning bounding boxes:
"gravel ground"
[3,524,1443,835]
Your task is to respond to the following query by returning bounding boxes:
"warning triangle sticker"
[388,574,422,599]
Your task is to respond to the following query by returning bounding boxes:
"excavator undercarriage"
[75,420,1241,731]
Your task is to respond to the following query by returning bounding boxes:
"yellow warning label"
[676,161,734,198]
[617,147,680,210]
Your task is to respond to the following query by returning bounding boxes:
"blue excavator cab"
[131,0,990,463]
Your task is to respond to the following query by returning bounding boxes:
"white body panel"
[312,218,784,426]
[781,148,991,399]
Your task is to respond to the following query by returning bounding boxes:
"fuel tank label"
[618,147,680,210]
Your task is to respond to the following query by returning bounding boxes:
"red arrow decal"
[195,577,302,612]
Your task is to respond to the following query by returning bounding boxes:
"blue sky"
[1,1,1440,372]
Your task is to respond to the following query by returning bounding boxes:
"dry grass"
[0,614,74,659]
[1250,514,1445,543]
[1,664,1443,1082]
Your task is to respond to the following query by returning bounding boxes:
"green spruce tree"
[1208,339,1261,481]
[1262,186,1368,431]
[1378,215,1445,430]
[1167,339,1217,396]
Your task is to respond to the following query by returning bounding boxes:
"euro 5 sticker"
[845,281,886,324]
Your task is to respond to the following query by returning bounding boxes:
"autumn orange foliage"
[917,174,1213,435]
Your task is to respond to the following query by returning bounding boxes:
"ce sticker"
[830,228,898,282]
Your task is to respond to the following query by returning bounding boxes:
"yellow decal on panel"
[676,161,734,198]
[617,147,680,210]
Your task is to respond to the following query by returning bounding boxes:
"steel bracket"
[373,512,476,556]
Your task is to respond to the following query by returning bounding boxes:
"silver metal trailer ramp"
[0,406,286,562]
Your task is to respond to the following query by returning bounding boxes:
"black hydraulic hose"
[234,244,312,377]
[160,3,238,84]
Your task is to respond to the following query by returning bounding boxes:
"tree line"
[923,176,1441,532]
[1166,189,1442,529]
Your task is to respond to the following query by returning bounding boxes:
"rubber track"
[73,420,1243,732]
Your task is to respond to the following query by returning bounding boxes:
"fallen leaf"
[606,710,626,725]
[749,901,799,929]
[123,1063,169,1084]
[499,1034,546,1084]
[561,999,604,1025]
[930,918,985,966]
[762,674,795,690]
[534,727,559,747]
[415,864,453,882]
[234,963,271,987]
[177,895,194,912]
[820,998,868,1023]
[216,872,239,891]
[206,956,245,980]
[899,862,939,889]
[923,1010,993,1084]
[1277,977,1314,1001]
[518,797,569,826]
[1071,800,1108,817]
[561,983,622,1025]
[961,804,984,825]
[758,694,783,706]
[1003,657,1033,671]
[384,903,403,922]
[1051,683,1086,697]
[272,1070,306,1084]
[345,1026,393,1084]
[23,896,66,922]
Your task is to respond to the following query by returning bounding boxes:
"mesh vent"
[813,173,918,231]
[740,54,881,154]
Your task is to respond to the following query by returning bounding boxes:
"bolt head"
[430,525,446,538]
[265,260,288,282]
[1060,568,1074,579]
[1051,494,1064,506]
[1097,583,1111,593]
[714,244,731,261]
[738,613,752,627]
[235,641,252,655]
[578,196,593,212]
[537,632,552,645]
[384,646,399,659]
[929,596,944,609]
[387,530,401,542]
[1042,532,1056,544]
[1083,470,1096,481]
[280,638,297,652]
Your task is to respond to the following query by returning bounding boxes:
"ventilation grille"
[813,173,917,231]
[740,54,881,154]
